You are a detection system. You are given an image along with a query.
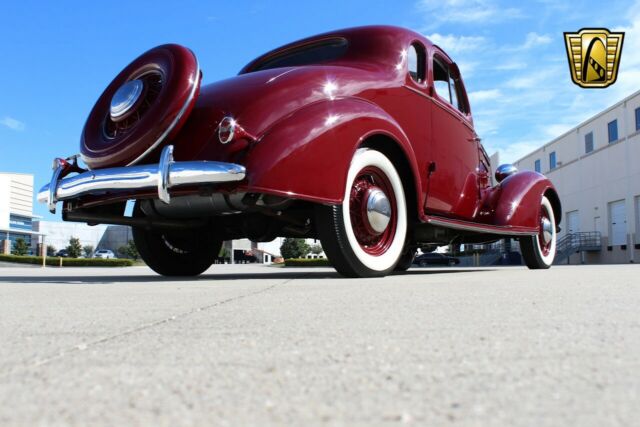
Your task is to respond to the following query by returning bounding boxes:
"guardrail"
[553,231,602,264]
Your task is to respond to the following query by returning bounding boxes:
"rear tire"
[394,248,416,271]
[316,148,407,278]
[132,204,222,276]
[521,196,557,269]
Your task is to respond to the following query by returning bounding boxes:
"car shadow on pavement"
[0,268,492,284]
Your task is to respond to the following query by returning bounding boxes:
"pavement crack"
[1,274,304,379]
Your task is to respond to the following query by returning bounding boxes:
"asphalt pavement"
[0,263,638,426]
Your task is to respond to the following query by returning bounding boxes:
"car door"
[425,50,479,220]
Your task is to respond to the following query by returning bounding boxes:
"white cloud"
[0,116,25,131]
[468,89,502,104]
[455,59,479,78]
[417,0,521,27]
[484,139,542,164]
[493,61,527,71]
[426,33,486,54]
[521,32,552,49]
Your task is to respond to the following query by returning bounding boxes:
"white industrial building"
[0,173,43,254]
[0,172,132,256]
[513,90,640,264]
[225,238,324,264]
[34,221,132,255]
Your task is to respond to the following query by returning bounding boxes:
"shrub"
[117,240,139,260]
[284,258,331,267]
[280,238,310,259]
[46,245,57,256]
[66,237,83,258]
[12,238,29,256]
[309,243,324,255]
[83,245,94,258]
[0,254,134,267]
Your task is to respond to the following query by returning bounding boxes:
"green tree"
[66,237,82,258]
[280,238,310,259]
[118,240,139,260]
[83,245,95,258]
[12,238,29,256]
[309,243,323,255]
[46,245,56,256]
[218,246,229,259]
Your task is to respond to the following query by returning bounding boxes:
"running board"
[425,216,537,236]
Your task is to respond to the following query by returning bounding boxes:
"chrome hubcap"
[366,189,391,234]
[110,79,144,121]
[541,216,553,244]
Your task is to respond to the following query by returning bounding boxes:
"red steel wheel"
[348,166,398,256]
[81,44,201,169]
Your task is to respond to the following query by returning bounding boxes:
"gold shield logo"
[564,28,624,88]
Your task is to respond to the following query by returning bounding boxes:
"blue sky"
[1,0,639,220]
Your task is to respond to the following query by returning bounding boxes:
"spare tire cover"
[80,44,200,169]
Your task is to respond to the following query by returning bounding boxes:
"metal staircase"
[553,231,602,264]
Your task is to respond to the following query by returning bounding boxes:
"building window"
[9,214,32,231]
[549,151,557,170]
[608,119,618,143]
[635,107,640,131]
[534,159,541,173]
[585,132,594,153]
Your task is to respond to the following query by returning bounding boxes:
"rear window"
[250,38,348,72]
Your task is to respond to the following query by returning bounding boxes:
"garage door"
[609,200,627,246]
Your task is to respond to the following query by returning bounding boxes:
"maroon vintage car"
[38,26,561,277]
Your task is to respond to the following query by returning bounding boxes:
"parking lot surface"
[0,264,638,426]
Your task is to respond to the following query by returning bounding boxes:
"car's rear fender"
[242,98,422,207]
[487,171,562,230]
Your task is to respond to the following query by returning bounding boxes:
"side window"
[407,43,426,83]
[449,75,459,110]
[433,58,451,103]
[450,74,468,114]
[432,56,468,114]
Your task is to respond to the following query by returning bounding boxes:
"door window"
[432,56,467,114]
[433,59,451,103]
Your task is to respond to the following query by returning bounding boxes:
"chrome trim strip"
[38,145,245,209]
[47,160,65,213]
[157,145,174,203]
[125,53,200,167]
[427,217,537,236]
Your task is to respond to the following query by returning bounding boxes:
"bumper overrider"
[38,145,246,213]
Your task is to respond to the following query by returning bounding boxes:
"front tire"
[132,205,222,276]
[520,196,557,269]
[316,148,407,278]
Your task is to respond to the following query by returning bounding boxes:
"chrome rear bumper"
[38,145,246,213]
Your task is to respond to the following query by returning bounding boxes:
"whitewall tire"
[316,148,407,277]
[521,196,557,269]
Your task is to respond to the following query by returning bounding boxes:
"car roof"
[240,25,434,74]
